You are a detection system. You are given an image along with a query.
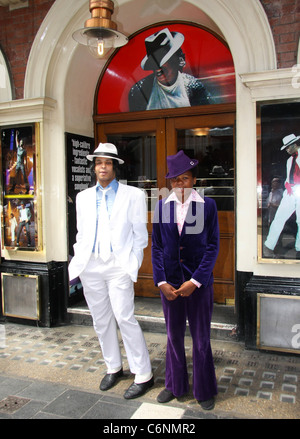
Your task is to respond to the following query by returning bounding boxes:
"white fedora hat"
[87,143,124,164]
[141,28,184,71]
[280,134,300,150]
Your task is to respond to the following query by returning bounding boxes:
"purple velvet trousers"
[160,284,217,402]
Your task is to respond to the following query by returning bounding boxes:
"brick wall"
[0,0,55,99]
[0,0,299,99]
[260,0,299,68]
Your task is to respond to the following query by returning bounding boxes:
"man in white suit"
[68,143,153,399]
[264,133,300,257]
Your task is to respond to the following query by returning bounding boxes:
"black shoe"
[157,388,175,403]
[100,368,123,391]
[198,397,215,410]
[124,377,154,399]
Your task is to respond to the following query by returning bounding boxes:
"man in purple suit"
[152,150,219,410]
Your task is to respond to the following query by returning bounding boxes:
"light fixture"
[72,0,128,59]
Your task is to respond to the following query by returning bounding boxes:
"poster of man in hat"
[128,27,215,111]
[259,101,300,260]
[1,125,35,196]
[1,124,38,250]
[264,133,300,257]
[96,23,236,114]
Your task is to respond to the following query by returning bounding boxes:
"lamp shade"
[72,0,128,58]
[73,27,128,57]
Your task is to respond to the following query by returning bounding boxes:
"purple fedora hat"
[166,150,198,179]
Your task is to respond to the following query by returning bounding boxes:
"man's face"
[286,143,299,155]
[271,179,281,190]
[170,170,196,202]
[154,60,178,86]
[94,157,115,187]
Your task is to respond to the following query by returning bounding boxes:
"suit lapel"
[162,201,179,236]
[110,182,126,220]
[87,186,97,228]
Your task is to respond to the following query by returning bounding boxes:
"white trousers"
[79,255,152,383]
[265,188,300,251]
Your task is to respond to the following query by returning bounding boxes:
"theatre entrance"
[95,104,235,304]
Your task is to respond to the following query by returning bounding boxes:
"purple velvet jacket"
[151,196,219,289]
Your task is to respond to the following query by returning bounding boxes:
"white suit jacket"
[68,182,148,282]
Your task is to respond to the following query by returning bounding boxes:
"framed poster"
[96,22,236,114]
[257,100,300,262]
[0,123,42,251]
[65,132,94,258]
[65,132,94,298]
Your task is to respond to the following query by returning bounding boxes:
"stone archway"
[23,0,277,271]
[25,0,276,104]
[0,48,12,102]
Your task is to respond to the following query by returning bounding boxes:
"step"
[67,298,237,341]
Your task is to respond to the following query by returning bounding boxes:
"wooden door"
[97,119,166,298]
[166,113,235,304]
[96,107,235,303]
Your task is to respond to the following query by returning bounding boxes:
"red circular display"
[97,23,235,114]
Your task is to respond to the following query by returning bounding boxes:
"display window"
[1,123,41,251]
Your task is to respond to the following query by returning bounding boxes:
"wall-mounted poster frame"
[257,99,300,262]
[96,21,236,115]
[257,293,300,354]
[0,123,42,252]
[65,132,94,301]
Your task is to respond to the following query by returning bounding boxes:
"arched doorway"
[94,23,236,304]
[19,0,277,311]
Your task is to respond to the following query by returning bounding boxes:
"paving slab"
[0,322,299,419]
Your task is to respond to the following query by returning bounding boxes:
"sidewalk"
[0,321,299,420]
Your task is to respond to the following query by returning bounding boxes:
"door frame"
[94,103,235,196]
[96,118,167,190]
[94,103,236,302]
[96,118,168,297]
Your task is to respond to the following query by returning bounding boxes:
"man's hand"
[175,281,197,298]
[160,283,179,301]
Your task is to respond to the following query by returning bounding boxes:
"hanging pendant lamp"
[72,0,128,58]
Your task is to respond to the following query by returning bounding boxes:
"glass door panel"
[176,126,234,211]
[97,119,166,214]
[104,132,157,211]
